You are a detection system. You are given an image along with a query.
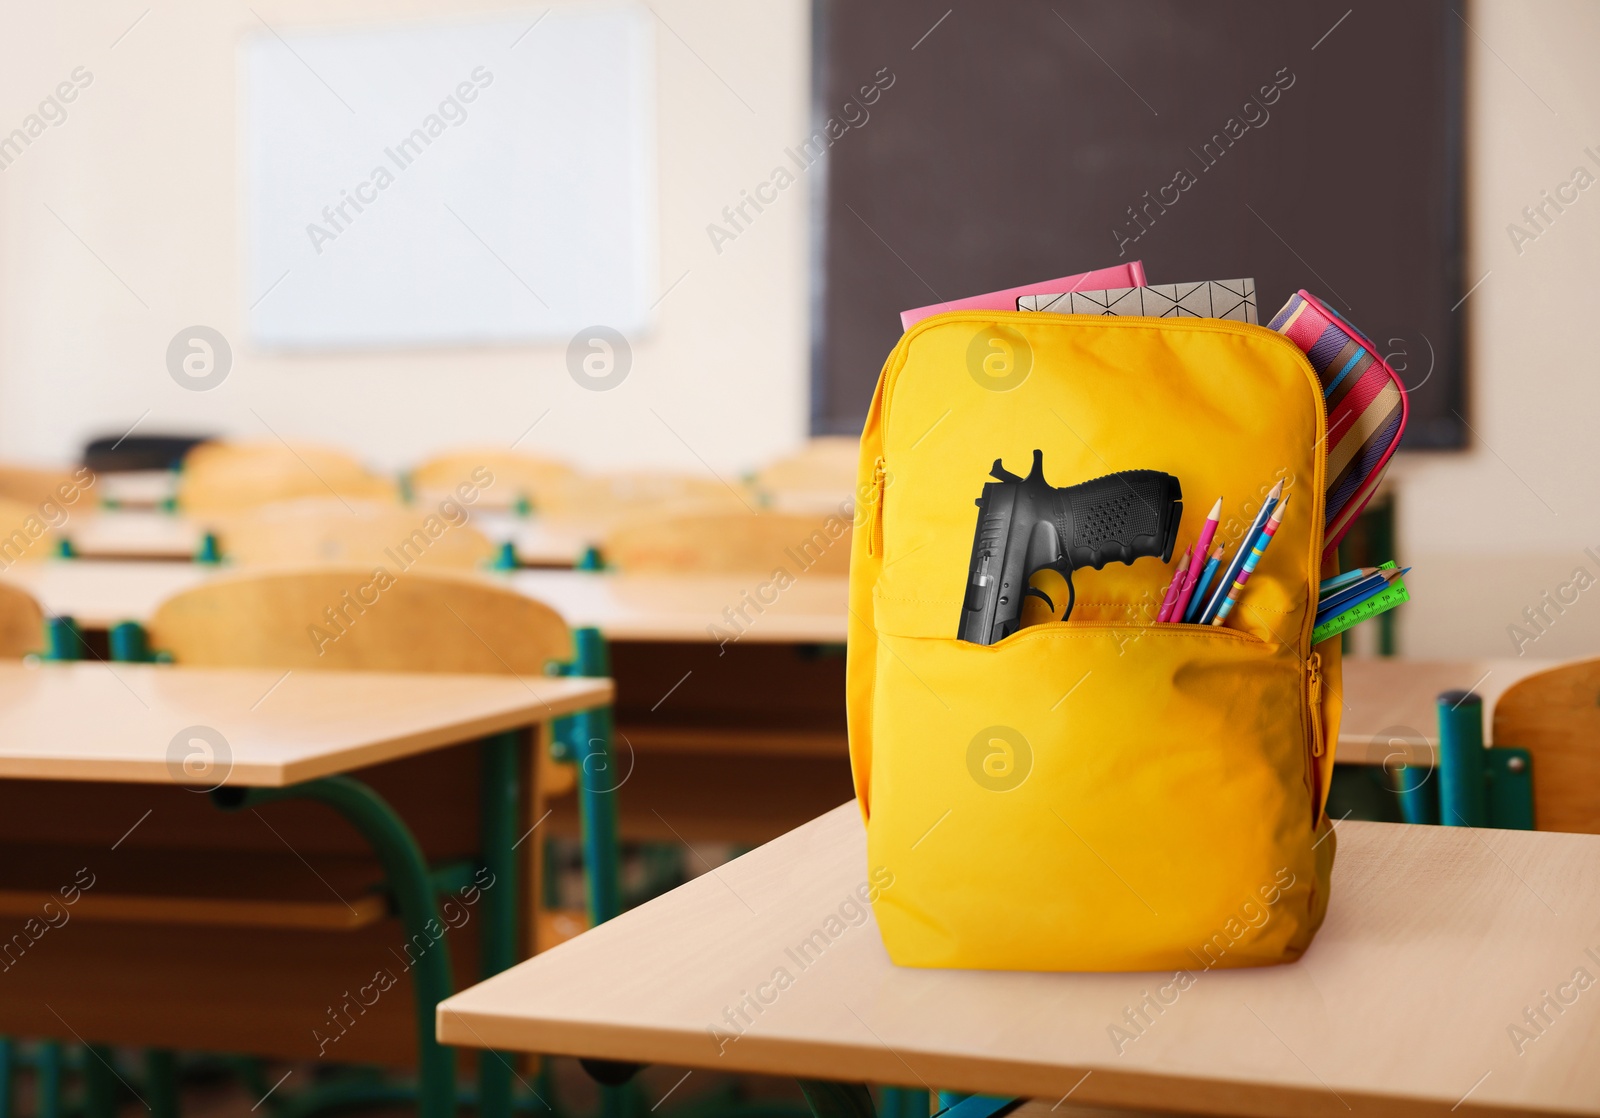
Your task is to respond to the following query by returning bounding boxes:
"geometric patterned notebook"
[1018,278,1257,324]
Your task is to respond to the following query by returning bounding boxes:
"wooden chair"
[410,450,574,512]
[0,464,78,508]
[148,566,567,673]
[212,499,496,571]
[0,568,601,1110]
[753,437,862,511]
[601,508,852,576]
[539,471,747,524]
[1493,657,1600,833]
[0,581,43,659]
[0,497,63,567]
[177,441,397,514]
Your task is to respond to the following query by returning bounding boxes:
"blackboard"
[813,1,1464,448]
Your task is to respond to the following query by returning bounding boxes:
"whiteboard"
[242,5,655,349]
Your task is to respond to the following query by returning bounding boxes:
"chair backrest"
[753,439,861,512]
[540,472,747,524]
[178,441,396,515]
[148,567,571,674]
[0,464,79,508]
[1493,658,1600,834]
[213,499,495,571]
[410,449,574,511]
[601,508,852,575]
[0,581,44,659]
[0,497,62,568]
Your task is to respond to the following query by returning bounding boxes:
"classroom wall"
[0,0,811,476]
[1395,0,1600,659]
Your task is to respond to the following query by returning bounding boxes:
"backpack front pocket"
[867,623,1325,972]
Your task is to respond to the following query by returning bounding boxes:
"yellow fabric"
[847,312,1342,971]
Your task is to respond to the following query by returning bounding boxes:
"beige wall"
[1396,0,1600,658]
[0,0,811,476]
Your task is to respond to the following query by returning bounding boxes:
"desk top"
[66,510,203,560]
[62,509,589,567]
[439,802,1600,1117]
[1333,658,1551,765]
[500,569,849,644]
[97,470,180,510]
[0,661,610,786]
[0,562,851,645]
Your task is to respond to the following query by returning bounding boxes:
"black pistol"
[957,450,1183,644]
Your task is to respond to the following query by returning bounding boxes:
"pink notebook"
[899,260,1148,331]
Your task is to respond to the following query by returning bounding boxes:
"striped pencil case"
[1268,290,1408,560]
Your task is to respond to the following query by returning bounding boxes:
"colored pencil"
[1199,479,1283,625]
[1182,544,1225,623]
[1316,567,1409,624]
[1316,566,1409,618]
[1319,567,1380,597]
[1212,495,1290,626]
[1156,550,1192,622]
[1170,498,1222,614]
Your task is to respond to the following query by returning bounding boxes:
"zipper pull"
[867,457,887,557]
[1307,652,1324,757]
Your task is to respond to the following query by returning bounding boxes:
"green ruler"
[1313,571,1410,645]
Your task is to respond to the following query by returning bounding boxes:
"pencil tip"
[1207,497,1222,518]
[1267,479,1284,498]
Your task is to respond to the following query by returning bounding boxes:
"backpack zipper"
[867,456,887,557]
[1306,651,1325,821]
[1307,652,1324,757]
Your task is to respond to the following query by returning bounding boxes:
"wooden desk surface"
[0,562,851,645]
[501,569,849,644]
[97,470,180,509]
[0,661,610,786]
[440,801,1600,1117]
[1,559,209,630]
[1333,658,1553,765]
[62,509,589,566]
[66,509,204,560]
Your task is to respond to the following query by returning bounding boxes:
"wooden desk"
[474,512,594,568]
[0,660,609,785]
[97,469,180,510]
[1333,658,1552,765]
[2,558,208,632]
[63,509,205,560]
[0,561,851,644]
[61,509,591,568]
[502,569,849,644]
[440,801,1600,1118]
[0,662,611,1117]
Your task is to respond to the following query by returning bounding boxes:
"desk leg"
[880,1088,929,1118]
[36,1041,62,1118]
[213,778,456,1118]
[571,628,622,926]
[797,1081,875,1118]
[478,730,522,1118]
[84,1046,117,1118]
[144,1049,179,1118]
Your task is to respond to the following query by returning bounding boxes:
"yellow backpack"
[848,311,1342,972]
